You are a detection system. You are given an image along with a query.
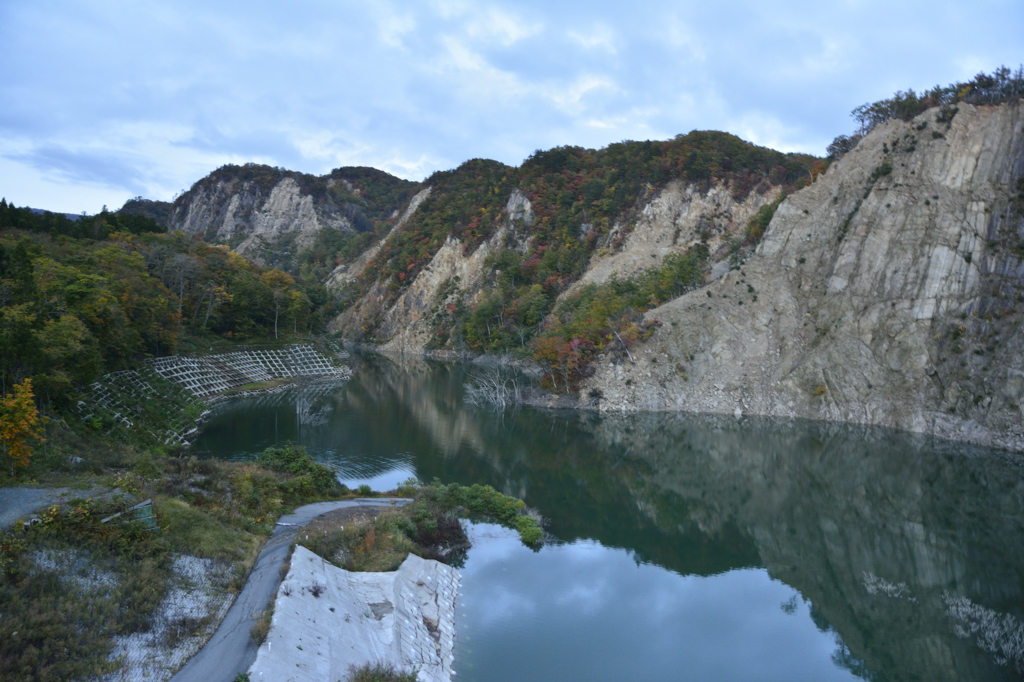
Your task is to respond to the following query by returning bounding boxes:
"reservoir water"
[193,355,1024,681]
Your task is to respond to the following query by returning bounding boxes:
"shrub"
[346,661,418,682]
[256,443,336,493]
[827,133,863,159]
[838,66,1022,146]
[745,196,784,246]
[0,499,172,681]
[250,603,274,645]
[422,482,544,548]
[532,243,708,391]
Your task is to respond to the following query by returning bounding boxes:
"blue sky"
[1,0,1021,213]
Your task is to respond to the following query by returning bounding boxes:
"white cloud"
[428,35,530,105]
[567,24,617,53]
[291,131,355,163]
[0,157,128,214]
[464,7,541,46]
[661,14,706,61]
[374,152,442,181]
[1,0,1022,209]
[546,75,617,115]
[374,4,417,49]
[726,112,811,154]
[432,0,541,46]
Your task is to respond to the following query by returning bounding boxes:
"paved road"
[169,498,409,682]
[0,485,110,528]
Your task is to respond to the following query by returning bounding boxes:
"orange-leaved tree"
[1,378,45,473]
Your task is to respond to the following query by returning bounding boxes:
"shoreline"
[353,344,1024,454]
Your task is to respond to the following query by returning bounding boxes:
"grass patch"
[249,600,274,645]
[346,661,418,682]
[743,195,784,247]
[224,378,293,394]
[0,498,171,681]
[154,496,261,563]
[303,508,424,572]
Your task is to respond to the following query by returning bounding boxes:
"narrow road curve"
[169,498,409,682]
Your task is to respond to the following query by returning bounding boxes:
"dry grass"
[0,500,171,681]
[297,498,472,573]
[346,661,418,682]
[249,599,275,645]
[301,509,419,573]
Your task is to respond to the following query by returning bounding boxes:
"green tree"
[261,269,295,340]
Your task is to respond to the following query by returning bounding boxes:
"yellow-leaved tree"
[1,378,45,474]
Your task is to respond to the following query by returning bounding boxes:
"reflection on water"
[193,354,1024,681]
[458,523,864,682]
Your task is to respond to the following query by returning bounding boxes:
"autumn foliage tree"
[0,215,326,408]
[1,378,44,473]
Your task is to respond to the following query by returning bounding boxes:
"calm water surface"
[193,355,1024,681]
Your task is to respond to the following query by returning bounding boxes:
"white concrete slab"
[249,546,459,682]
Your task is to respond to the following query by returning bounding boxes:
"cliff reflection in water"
[195,355,1024,680]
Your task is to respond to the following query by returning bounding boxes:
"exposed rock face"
[584,101,1024,451]
[240,178,349,258]
[324,186,433,290]
[163,165,420,267]
[569,180,780,293]
[170,176,350,265]
[505,188,534,226]
[331,178,785,351]
[330,188,536,348]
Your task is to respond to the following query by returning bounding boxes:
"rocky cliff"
[116,95,1024,450]
[583,101,1024,451]
[326,136,808,352]
[334,180,782,352]
[123,165,421,269]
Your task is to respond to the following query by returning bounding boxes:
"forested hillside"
[329,131,820,392]
[361,132,818,305]
[330,66,1024,394]
[0,201,331,410]
[7,66,1017,411]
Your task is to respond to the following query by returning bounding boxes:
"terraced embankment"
[77,343,352,445]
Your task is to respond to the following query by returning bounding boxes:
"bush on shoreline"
[296,479,545,576]
[256,442,337,494]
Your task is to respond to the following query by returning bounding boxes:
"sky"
[1,1,1021,214]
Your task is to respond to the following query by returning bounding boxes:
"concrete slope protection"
[169,498,408,682]
[249,547,459,682]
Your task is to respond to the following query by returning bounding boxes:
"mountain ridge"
[103,67,1024,450]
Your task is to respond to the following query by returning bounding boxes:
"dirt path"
[168,498,410,682]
